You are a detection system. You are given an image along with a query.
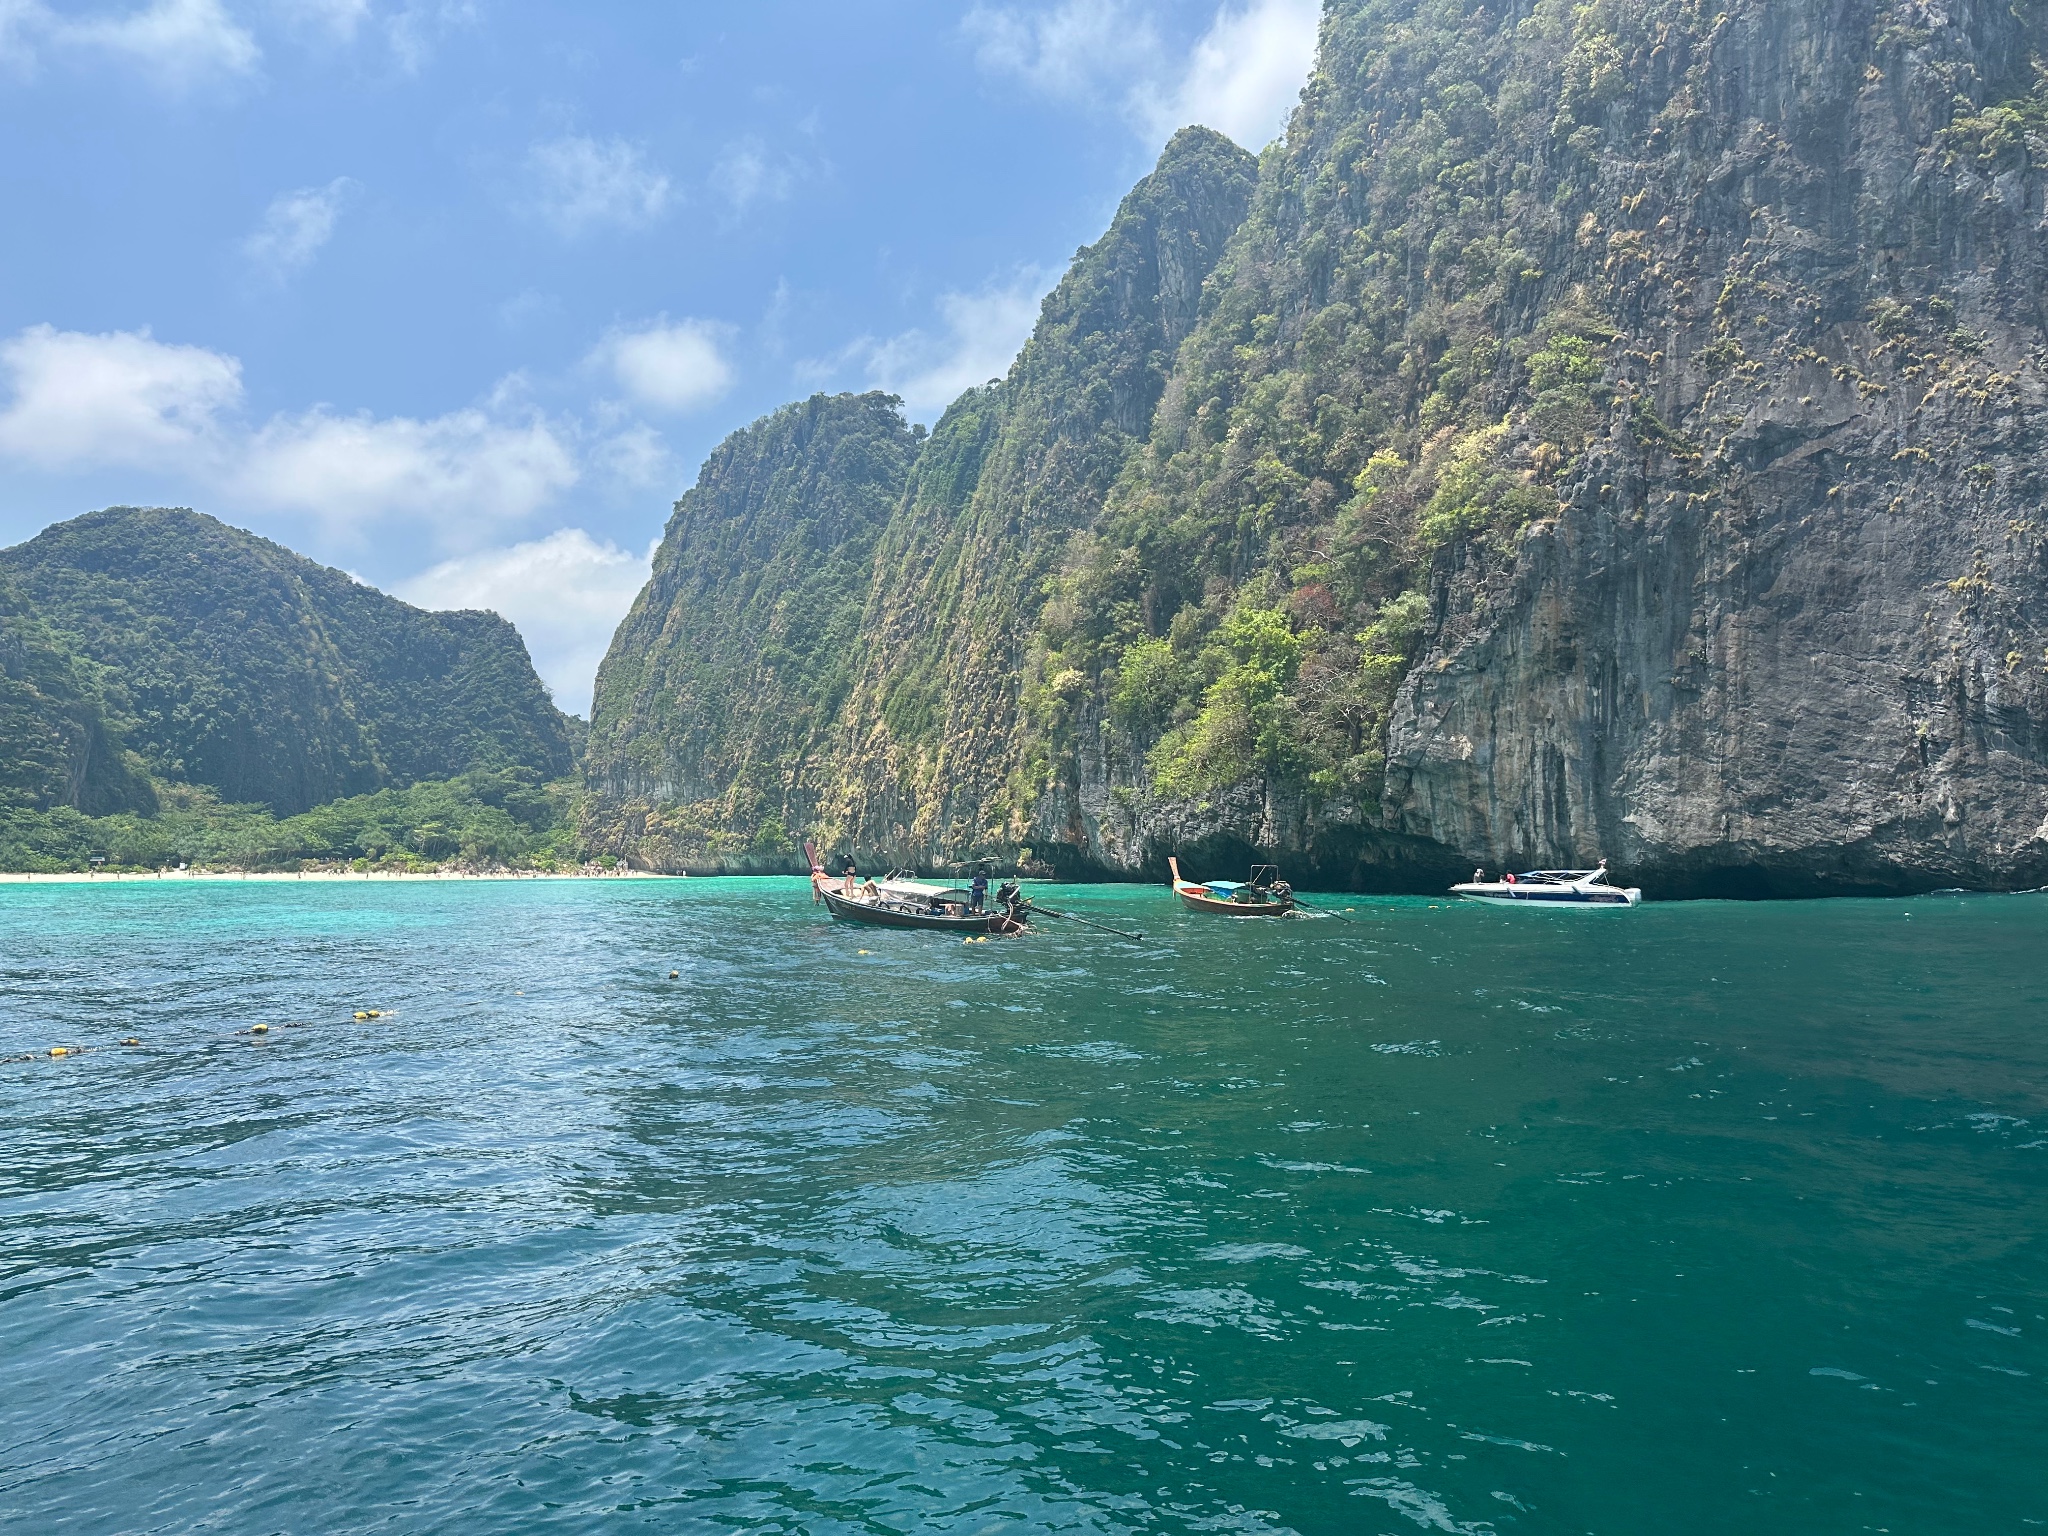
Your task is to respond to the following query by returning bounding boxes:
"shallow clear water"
[0,878,2042,1534]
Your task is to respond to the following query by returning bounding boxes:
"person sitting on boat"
[859,877,880,902]
[1473,868,1485,884]
[970,869,989,913]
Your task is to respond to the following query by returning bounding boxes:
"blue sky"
[0,0,1319,712]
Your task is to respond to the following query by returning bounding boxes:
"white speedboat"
[1451,862,1641,907]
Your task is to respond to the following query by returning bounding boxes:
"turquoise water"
[0,879,2042,1534]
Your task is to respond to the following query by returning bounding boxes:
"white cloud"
[0,323,242,470]
[267,0,471,70]
[1,0,45,69]
[1138,0,1318,148]
[0,323,581,545]
[589,420,672,489]
[710,136,799,211]
[841,269,1055,417]
[394,529,653,716]
[525,135,673,236]
[242,176,358,279]
[964,0,1160,98]
[272,0,370,44]
[235,405,578,537]
[594,317,733,414]
[968,0,1317,150]
[63,0,259,86]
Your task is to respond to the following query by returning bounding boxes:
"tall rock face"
[823,126,1260,864]
[1,508,577,815]
[583,129,1258,871]
[582,394,925,863]
[1371,0,2048,895]
[591,0,2048,894]
[1010,0,2048,895]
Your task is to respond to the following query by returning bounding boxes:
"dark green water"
[0,878,2041,1534]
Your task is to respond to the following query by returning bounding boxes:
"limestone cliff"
[591,0,2048,896]
[582,393,925,864]
[1379,0,2048,895]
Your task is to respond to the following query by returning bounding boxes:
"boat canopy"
[875,879,973,903]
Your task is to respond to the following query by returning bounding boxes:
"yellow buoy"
[251,1023,269,1035]
[49,1046,69,1057]
[353,1011,369,1020]
[120,1038,141,1047]
[668,970,680,979]
[857,949,871,956]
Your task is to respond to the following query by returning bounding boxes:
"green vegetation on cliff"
[2,507,576,816]
[589,0,2048,892]
[1,507,588,872]
[842,125,1260,855]
[0,567,156,816]
[584,127,1260,869]
[583,393,923,864]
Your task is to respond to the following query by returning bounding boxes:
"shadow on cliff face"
[1047,827,2048,901]
[1027,825,1471,896]
[1643,847,2048,902]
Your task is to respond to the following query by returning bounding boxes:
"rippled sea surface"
[1,878,2043,1534]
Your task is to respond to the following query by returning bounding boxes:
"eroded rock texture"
[589,1,2048,895]
[1382,0,2048,894]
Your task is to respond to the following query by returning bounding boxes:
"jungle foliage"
[0,507,577,816]
[1018,0,1642,817]
[0,769,583,874]
[1,506,585,871]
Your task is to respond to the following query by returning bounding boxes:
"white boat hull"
[1454,889,1640,907]
[1451,875,1642,907]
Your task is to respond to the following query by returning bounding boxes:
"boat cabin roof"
[876,879,972,902]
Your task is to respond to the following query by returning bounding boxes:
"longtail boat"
[806,842,1027,934]
[1168,857,1298,917]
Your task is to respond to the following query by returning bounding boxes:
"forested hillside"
[594,0,2048,894]
[0,507,586,870]
[0,567,156,817]
[2,507,576,816]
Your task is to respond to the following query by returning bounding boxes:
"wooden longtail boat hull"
[1172,884,1295,917]
[1165,858,1296,916]
[820,887,1024,933]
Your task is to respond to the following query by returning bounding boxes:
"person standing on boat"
[841,855,857,897]
[970,868,989,913]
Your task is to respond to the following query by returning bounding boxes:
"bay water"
[0,878,2041,1533]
